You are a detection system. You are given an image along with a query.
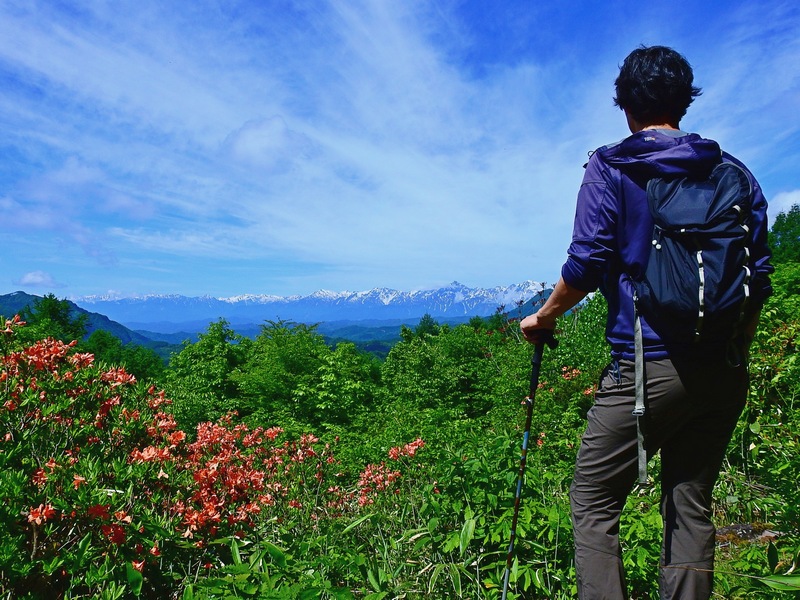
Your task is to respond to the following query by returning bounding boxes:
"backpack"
[633,160,755,348]
[629,159,754,484]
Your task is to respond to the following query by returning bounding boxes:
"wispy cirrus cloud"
[1,0,798,297]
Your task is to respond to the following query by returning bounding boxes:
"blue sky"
[2,0,798,299]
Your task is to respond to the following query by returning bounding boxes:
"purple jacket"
[561,129,773,360]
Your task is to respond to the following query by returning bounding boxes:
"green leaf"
[125,563,144,597]
[367,568,382,592]
[442,532,460,554]
[449,564,463,597]
[768,541,780,573]
[428,564,446,593]
[231,537,242,565]
[341,512,374,534]
[235,581,260,596]
[427,517,439,535]
[459,518,476,557]
[74,531,92,565]
[760,574,800,591]
[42,555,65,575]
[222,564,251,575]
[182,584,195,600]
[261,541,288,568]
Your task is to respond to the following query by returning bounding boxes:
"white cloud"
[770,190,800,218]
[1,0,798,297]
[223,116,319,172]
[15,271,63,289]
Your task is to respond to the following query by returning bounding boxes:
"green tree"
[414,313,440,337]
[292,342,381,430]
[765,261,800,318]
[381,322,499,416]
[768,203,800,264]
[82,329,164,381]
[18,293,88,343]
[83,329,125,364]
[233,320,331,429]
[163,319,251,431]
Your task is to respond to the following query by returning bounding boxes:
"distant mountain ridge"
[72,281,548,333]
[0,291,160,347]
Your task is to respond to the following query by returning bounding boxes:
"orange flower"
[168,430,186,447]
[28,503,56,525]
[101,524,126,544]
[32,468,48,487]
[88,504,110,520]
[114,510,133,524]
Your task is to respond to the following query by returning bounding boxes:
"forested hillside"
[1,208,799,598]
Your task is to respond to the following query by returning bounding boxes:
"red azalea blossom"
[130,445,172,463]
[31,468,48,487]
[0,323,427,586]
[169,430,186,446]
[114,510,132,524]
[388,438,425,460]
[3,315,26,333]
[100,367,136,387]
[101,524,126,544]
[146,386,171,409]
[87,504,110,520]
[28,503,56,525]
[264,426,284,440]
[68,352,94,368]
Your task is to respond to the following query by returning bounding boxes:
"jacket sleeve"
[749,177,774,306]
[561,152,619,293]
[723,152,774,306]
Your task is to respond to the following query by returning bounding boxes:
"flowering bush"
[0,317,422,598]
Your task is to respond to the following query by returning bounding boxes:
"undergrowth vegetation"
[2,231,800,597]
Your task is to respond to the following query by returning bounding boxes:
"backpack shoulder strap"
[633,300,648,485]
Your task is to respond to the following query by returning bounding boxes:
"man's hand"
[520,312,557,345]
[518,277,589,345]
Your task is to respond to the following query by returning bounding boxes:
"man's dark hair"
[613,45,702,124]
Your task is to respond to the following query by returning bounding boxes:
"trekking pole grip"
[529,330,557,398]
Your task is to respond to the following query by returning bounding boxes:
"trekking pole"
[502,331,557,600]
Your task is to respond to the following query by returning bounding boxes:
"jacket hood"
[597,130,722,180]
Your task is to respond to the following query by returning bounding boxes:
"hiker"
[520,46,773,599]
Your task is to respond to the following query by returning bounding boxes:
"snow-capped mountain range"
[73,281,549,333]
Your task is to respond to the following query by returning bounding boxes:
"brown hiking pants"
[570,356,748,599]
